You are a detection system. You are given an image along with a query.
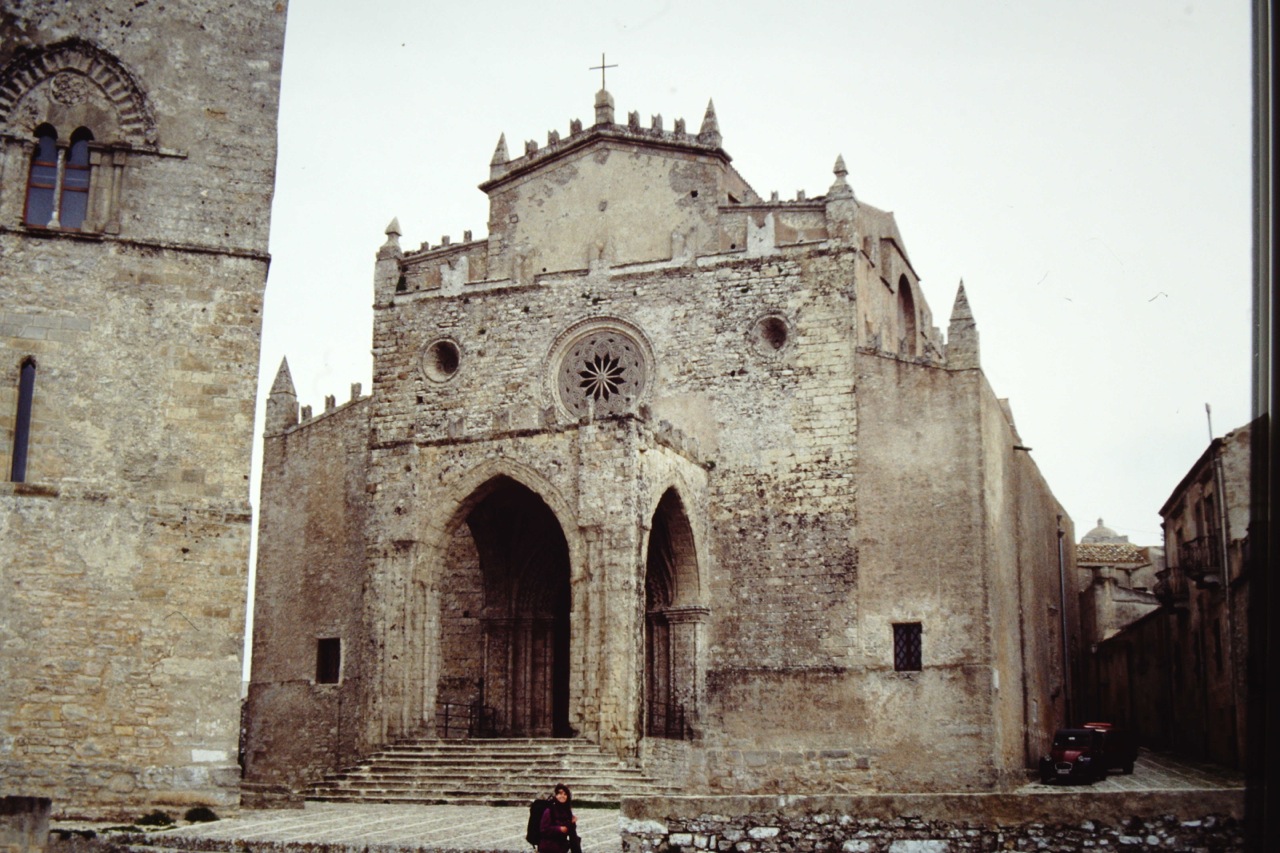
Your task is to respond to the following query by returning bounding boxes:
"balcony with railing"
[1178,535,1223,587]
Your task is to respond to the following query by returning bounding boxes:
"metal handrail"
[435,701,497,739]
[647,700,689,740]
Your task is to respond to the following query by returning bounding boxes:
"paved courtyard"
[55,750,1243,853]
[142,801,624,853]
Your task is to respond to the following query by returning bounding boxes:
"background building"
[1077,519,1161,649]
[1089,422,1253,767]
[0,0,286,816]
[245,90,1078,797]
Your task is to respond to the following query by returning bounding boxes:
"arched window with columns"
[23,125,95,230]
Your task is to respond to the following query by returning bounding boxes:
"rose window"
[557,330,646,417]
[579,352,626,400]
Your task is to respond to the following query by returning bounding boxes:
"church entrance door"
[439,477,572,738]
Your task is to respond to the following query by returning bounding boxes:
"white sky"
[256,0,1254,550]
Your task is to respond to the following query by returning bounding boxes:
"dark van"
[1082,721,1138,775]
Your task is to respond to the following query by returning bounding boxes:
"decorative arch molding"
[423,456,583,571]
[0,37,157,146]
[641,482,709,607]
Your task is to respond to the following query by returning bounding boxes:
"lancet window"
[10,358,37,483]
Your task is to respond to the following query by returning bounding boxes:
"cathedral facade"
[245,89,1078,795]
[0,0,286,815]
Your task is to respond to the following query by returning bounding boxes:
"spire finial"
[951,279,974,321]
[828,153,854,200]
[269,357,295,397]
[491,133,508,166]
[946,279,980,369]
[698,98,721,146]
[265,357,299,433]
[382,217,402,253]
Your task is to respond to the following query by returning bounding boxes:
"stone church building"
[1,1,286,816]
[245,87,1079,796]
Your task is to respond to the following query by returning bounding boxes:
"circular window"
[550,320,651,418]
[420,338,461,383]
[750,313,792,355]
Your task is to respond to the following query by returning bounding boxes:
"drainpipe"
[1212,438,1239,763]
[1207,406,1239,762]
[1057,515,1073,725]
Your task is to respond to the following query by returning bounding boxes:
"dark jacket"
[538,800,576,853]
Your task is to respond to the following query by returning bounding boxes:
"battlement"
[266,357,368,437]
[482,89,735,192]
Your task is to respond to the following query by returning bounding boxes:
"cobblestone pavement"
[58,750,1242,852]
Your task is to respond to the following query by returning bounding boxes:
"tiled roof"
[1077,542,1149,566]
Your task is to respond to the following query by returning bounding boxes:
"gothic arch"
[642,486,708,739]
[425,457,582,567]
[0,38,157,146]
[416,459,583,739]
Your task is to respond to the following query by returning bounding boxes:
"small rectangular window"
[315,637,341,684]
[893,622,922,672]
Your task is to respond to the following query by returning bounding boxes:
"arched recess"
[897,274,918,357]
[643,487,707,739]
[433,474,575,738]
[0,38,157,146]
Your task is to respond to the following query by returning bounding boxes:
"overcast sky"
[257,0,1253,548]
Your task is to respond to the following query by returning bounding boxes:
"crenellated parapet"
[484,90,732,189]
[264,355,367,437]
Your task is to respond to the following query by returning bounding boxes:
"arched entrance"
[436,476,572,737]
[643,488,704,739]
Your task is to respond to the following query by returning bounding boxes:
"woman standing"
[538,783,580,853]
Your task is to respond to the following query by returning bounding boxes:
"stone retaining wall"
[620,792,1246,853]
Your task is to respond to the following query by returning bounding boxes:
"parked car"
[1039,728,1108,784]
[1082,721,1138,775]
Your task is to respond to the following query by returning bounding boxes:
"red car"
[1039,728,1108,784]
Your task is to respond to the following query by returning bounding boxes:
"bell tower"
[0,0,288,815]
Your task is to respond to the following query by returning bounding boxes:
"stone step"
[306,735,666,806]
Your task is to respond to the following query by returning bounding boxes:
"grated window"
[893,622,922,672]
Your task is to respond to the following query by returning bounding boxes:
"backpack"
[525,798,551,847]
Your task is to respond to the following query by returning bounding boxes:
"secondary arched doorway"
[436,476,573,737]
[643,488,704,739]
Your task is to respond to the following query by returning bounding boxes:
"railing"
[647,701,691,740]
[1178,536,1222,586]
[435,701,497,739]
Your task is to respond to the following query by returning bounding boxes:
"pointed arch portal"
[644,488,704,739]
[437,476,572,737]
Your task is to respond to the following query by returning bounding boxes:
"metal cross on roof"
[589,53,617,90]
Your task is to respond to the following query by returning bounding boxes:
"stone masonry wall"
[244,398,371,792]
[0,241,267,814]
[620,793,1246,853]
[0,0,285,817]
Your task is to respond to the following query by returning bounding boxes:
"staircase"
[308,737,666,806]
